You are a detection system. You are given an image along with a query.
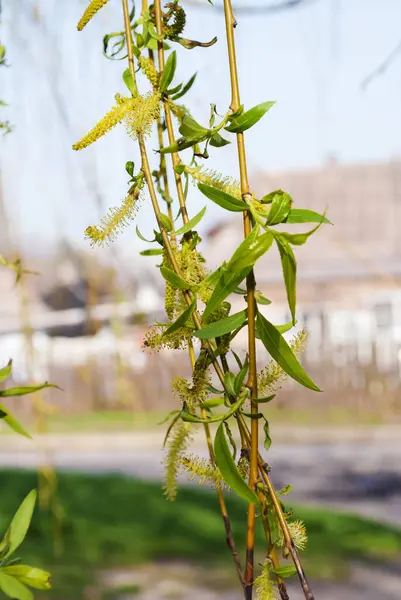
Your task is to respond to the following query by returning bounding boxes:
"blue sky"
[1,0,400,257]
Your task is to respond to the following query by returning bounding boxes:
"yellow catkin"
[73,97,134,150]
[85,185,143,247]
[123,92,161,141]
[258,329,308,395]
[189,167,242,200]
[138,56,159,88]
[163,421,193,502]
[77,0,109,31]
[180,455,228,490]
[277,519,308,551]
[254,562,279,600]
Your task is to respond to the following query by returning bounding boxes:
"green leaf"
[202,266,250,322]
[199,397,225,409]
[174,206,207,235]
[3,490,37,559]
[256,394,276,404]
[198,183,246,212]
[224,421,237,460]
[254,291,271,305]
[164,299,196,336]
[181,395,244,424]
[225,101,275,133]
[0,360,12,383]
[267,509,280,546]
[0,383,58,398]
[2,566,51,591]
[160,136,206,154]
[263,419,272,451]
[271,565,297,579]
[135,226,155,243]
[277,484,293,496]
[139,248,164,256]
[234,362,249,395]
[179,114,209,139]
[159,213,173,232]
[229,229,274,273]
[160,266,192,290]
[195,310,247,340]
[223,372,237,397]
[285,208,331,225]
[122,68,136,96]
[277,219,325,246]
[256,312,320,391]
[171,72,197,100]
[214,424,259,504]
[166,83,182,95]
[160,51,177,93]
[275,235,297,324]
[0,404,31,439]
[0,573,33,600]
[209,132,230,147]
[125,161,135,178]
[265,191,292,226]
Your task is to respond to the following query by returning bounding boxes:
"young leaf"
[202,267,250,322]
[136,226,155,243]
[229,229,274,273]
[198,183,246,212]
[122,68,136,96]
[271,565,297,578]
[181,395,244,423]
[0,404,31,439]
[0,360,12,383]
[194,310,247,340]
[265,191,292,225]
[234,362,249,395]
[3,490,37,559]
[223,372,237,397]
[209,132,230,147]
[160,266,192,290]
[0,383,58,397]
[256,312,320,391]
[263,419,272,451]
[174,206,206,235]
[0,573,33,600]
[285,208,331,225]
[224,421,237,460]
[160,136,206,154]
[171,72,197,100]
[163,299,196,336]
[139,249,164,256]
[225,101,275,133]
[278,219,325,246]
[256,394,276,404]
[179,114,209,139]
[159,212,173,232]
[214,424,259,504]
[275,235,297,324]
[199,397,225,409]
[1,566,51,591]
[159,50,177,93]
[254,290,271,305]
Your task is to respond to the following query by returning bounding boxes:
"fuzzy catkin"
[77,0,109,31]
[163,421,193,502]
[73,97,134,150]
[254,562,279,600]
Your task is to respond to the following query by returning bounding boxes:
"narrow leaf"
[139,249,164,256]
[1,566,51,591]
[136,226,155,243]
[263,419,272,451]
[195,310,247,340]
[224,421,237,460]
[278,219,325,246]
[271,565,297,578]
[198,183,246,212]
[179,114,209,138]
[199,397,225,409]
[174,206,206,235]
[209,132,230,147]
[0,573,33,600]
[164,299,196,336]
[265,191,292,226]
[122,68,136,96]
[225,101,275,133]
[229,229,274,273]
[0,383,58,397]
[202,267,250,322]
[0,360,12,383]
[256,394,276,404]
[159,213,173,232]
[181,395,244,424]
[223,372,237,397]
[214,424,259,504]
[285,208,331,225]
[160,266,192,290]
[275,235,297,324]
[160,135,206,154]
[0,404,31,439]
[159,50,177,93]
[254,291,271,305]
[3,490,37,559]
[256,312,320,391]
[171,72,197,100]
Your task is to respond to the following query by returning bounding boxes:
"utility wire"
[183,0,318,15]
[361,38,401,91]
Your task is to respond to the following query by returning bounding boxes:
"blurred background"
[0,1,401,599]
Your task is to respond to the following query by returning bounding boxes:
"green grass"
[0,470,400,599]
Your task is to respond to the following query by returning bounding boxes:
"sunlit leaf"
[0,360,12,383]
[3,490,37,559]
[163,299,196,336]
[160,266,192,290]
[194,310,247,340]
[275,235,297,324]
[0,573,33,600]
[171,72,197,100]
[2,566,51,591]
[225,101,275,133]
[271,565,297,578]
[174,206,206,235]
[265,191,292,225]
[0,404,31,439]
[285,208,331,225]
[198,183,246,212]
